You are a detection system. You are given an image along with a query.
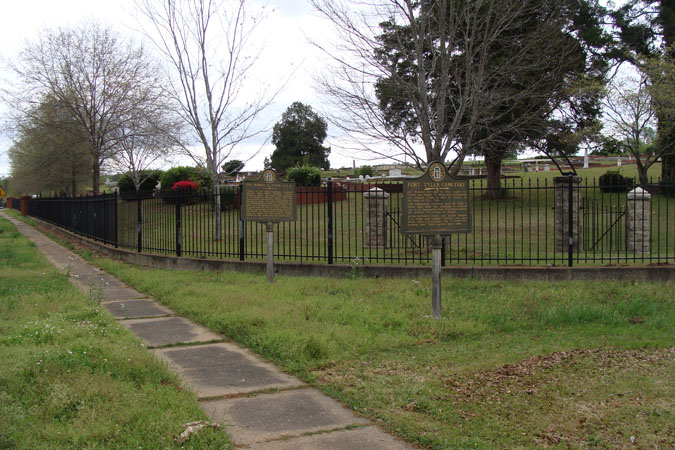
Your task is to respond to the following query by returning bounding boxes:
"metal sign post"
[431,234,443,319]
[266,222,274,283]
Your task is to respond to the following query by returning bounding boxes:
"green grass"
[78,248,675,449]
[0,216,232,449]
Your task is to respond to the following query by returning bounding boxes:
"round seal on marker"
[428,162,446,182]
[262,169,277,184]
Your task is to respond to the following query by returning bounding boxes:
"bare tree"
[108,92,184,191]
[8,21,166,194]
[9,95,92,196]
[310,0,598,174]
[602,71,673,186]
[138,0,279,240]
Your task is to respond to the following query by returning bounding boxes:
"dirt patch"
[445,348,674,402]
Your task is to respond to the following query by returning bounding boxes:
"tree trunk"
[71,168,77,196]
[92,161,100,194]
[637,160,650,188]
[485,157,503,200]
[214,182,222,241]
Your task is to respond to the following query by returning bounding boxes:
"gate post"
[327,179,334,264]
[554,176,581,262]
[20,196,30,216]
[626,187,651,254]
[363,187,389,249]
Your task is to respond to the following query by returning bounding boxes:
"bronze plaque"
[242,169,296,222]
[401,161,471,235]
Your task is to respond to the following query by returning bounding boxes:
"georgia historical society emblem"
[263,169,277,184]
[428,162,446,182]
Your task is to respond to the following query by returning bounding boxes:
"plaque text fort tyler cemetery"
[401,161,471,235]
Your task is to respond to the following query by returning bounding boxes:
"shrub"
[598,171,634,193]
[172,180,198,191]
[160,166,212,203]
[354,165,373,177]
[286,165,322,186]
[117,170,162,200]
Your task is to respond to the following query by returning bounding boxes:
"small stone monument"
[626,187,651,253]
[363,187,389,248]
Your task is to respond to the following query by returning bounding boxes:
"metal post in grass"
[568,174,574,268]
[432,234,442,319]
[266,222,274,283]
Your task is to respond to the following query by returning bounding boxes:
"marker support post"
[431,234,442,320]
[266,222,274,283]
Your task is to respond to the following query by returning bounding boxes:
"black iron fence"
[11,200,21,212]
[26,193,118,247]
[23,178,675,267]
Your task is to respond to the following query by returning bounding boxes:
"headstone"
[617,156,622,167]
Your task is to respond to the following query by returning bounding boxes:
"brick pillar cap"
[628,187,651,200]
[363,187,389,198]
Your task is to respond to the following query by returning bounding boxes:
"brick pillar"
[626,187,651,253]
[363,187,389,249]
[20,196,30,216]
[554,176,581,253]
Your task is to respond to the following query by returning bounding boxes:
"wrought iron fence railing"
[22,178,675,267]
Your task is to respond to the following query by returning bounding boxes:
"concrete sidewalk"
[2,211,413,450]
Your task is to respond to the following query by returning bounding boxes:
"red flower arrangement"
[172,179,198,191]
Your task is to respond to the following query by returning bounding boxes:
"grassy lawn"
[0,215,231,449]
[68,241,675,449]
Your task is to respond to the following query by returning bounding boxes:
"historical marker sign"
[401,161,471,235]
[0,187,5,201]
[242,169,296,223]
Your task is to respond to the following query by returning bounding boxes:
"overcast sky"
[0,0,369,177]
